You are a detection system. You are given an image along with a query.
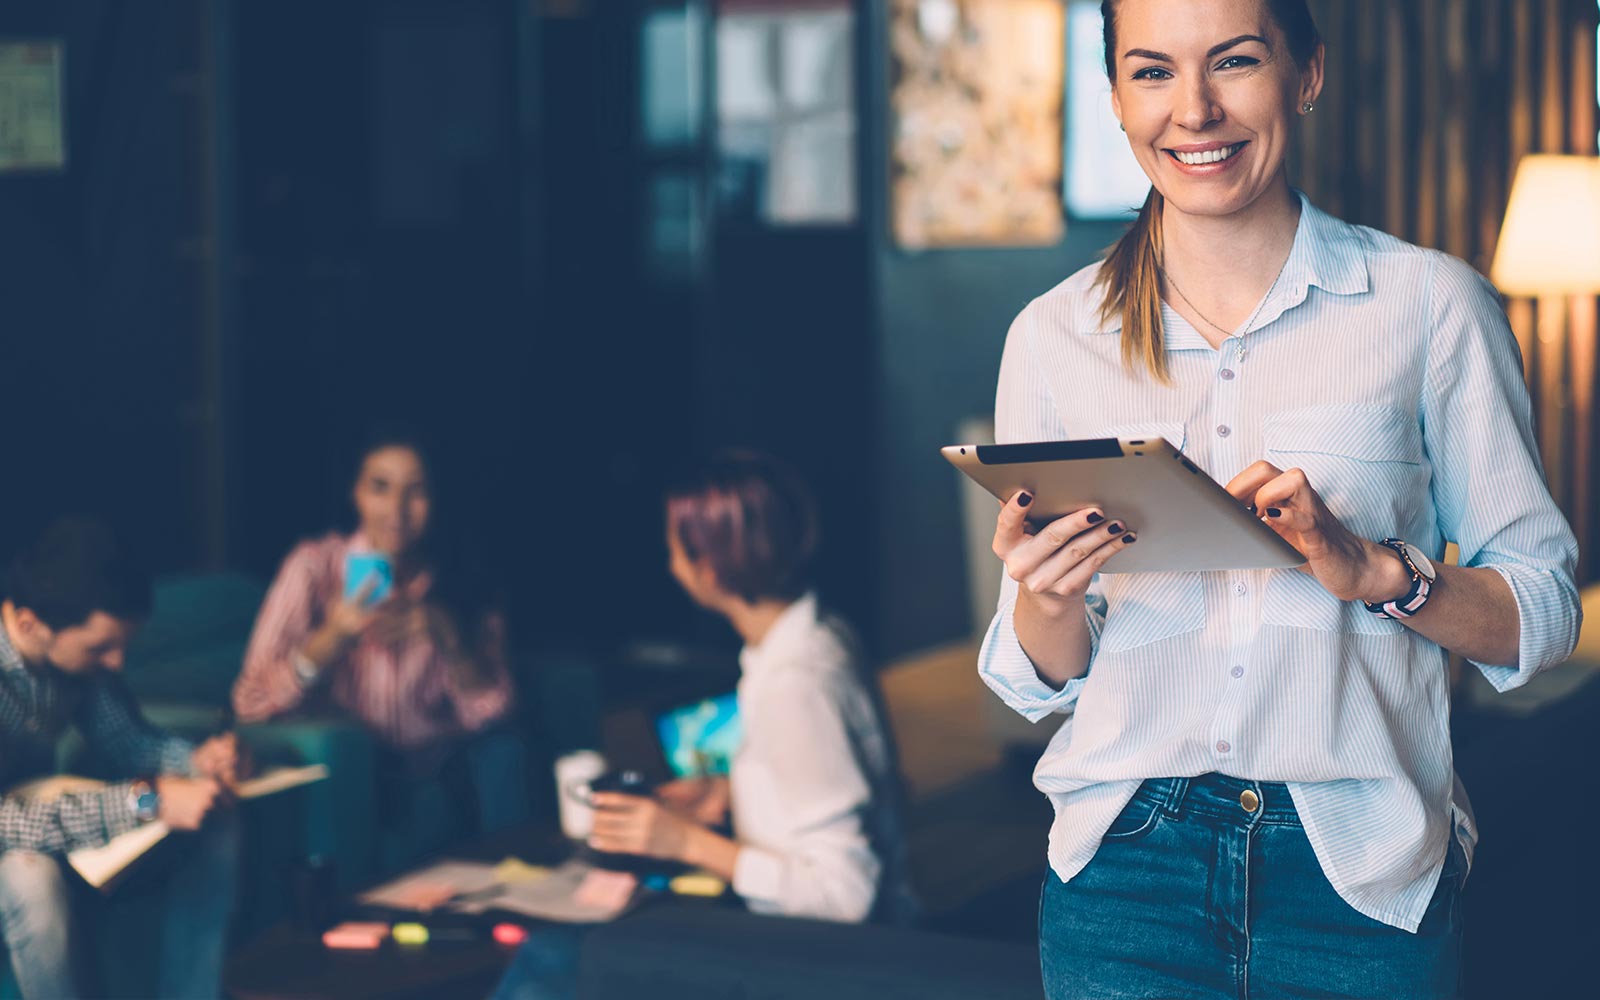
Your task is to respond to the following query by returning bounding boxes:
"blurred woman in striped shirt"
[232,428,526,863]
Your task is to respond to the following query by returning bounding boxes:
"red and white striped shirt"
[232,532,514,749]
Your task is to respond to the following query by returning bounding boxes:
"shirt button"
[1230,665,1245,679]
[1216,424,1231,437]
[1219,368,1236,381]
[1233,582,1247,597]
[1216,740,1232,754]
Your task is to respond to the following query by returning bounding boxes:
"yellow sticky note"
[494,857,551,884]
[668,872,727,897]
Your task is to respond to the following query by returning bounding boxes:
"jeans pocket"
[1100,789,1165,843]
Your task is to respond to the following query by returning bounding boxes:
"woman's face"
[1109,0,1322,219]
[352,445,431,557]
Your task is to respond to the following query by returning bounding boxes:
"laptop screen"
[654,692,742,779]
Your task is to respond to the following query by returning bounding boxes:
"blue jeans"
[379,726,532,873]
[1040,774,1464,1000]
[0,811,238,1000]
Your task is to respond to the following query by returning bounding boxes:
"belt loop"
[1161,776,1190,818]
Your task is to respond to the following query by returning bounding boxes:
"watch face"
[1402,542,1436,580]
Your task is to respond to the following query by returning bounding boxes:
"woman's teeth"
[1173,143,1244,165]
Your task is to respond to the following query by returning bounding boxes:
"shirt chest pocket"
[1261,404,1425,636]
[1098,572,1206,653]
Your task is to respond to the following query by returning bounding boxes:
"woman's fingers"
[992,490,1035,556]
[1025,523,1136,595]
[1011,510,1119,577]
[1224,461,1284,512]
[1250,467,1311,518]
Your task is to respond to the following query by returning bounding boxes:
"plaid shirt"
[0,623,193,854]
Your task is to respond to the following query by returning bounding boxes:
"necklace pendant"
[1235,339,1246,364]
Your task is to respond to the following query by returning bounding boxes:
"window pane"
[1064,0,1149,219]
[716,3,856,226]
[642,7,702,148]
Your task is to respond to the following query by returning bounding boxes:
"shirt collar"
[1086,190,1370,340]
[0,620,28,673]
[739,591,819,677]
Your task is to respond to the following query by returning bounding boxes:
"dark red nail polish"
[1247,504,1257,514]
[1018,492,1033,508]
[1086,512,1105,524]
[1122,533,1138,544]
[1266,508,1281,518]
[1107,523,1123,534]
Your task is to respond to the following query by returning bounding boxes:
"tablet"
[943,437,1306,573]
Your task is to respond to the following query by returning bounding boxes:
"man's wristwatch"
[1363,538,1437,620]
[129,778,160,823]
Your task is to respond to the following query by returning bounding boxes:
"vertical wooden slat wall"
[1295,0,1600,581]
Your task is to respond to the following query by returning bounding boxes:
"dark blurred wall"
[0,0,1107,662]
[231,0,527,576]
[0,1,203,569]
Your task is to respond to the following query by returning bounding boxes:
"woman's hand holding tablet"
[992,492,1136,607]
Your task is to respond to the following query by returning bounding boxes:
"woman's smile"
[1165,140,1250,169]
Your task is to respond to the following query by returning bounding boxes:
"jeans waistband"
[1136,773,1301,828]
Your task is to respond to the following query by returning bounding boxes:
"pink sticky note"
[572,870,637,911]
[322,922,391,950]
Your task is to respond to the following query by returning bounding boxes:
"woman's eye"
[1217,55,1259,70]
[1131,66,1172,81]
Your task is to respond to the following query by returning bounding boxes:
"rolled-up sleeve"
[977,303,1106,720]
[1422,255,1582,690]
[233,542,326,722]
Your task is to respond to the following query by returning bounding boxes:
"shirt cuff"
[977,602,1087,722]
[731,844,787,906]
[1471,563,1583,692]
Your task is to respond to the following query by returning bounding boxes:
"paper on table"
[235,764,329,799]
[454,859,637,923]
[357,860,503,912]
[493,856,551,883]
[68,822,172,889]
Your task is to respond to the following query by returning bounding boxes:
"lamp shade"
[1491,154,1600,295]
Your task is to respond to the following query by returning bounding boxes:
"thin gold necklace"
[1160,253,1290,363]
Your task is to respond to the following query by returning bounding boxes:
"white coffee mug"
[554,749,607,840]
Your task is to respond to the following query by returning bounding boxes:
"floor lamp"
[1491,154,1600,579]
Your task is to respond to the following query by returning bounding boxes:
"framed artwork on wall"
[889,0,1065,249]
[0,40,66,173]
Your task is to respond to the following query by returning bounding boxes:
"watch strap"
[1362,538,1433,620]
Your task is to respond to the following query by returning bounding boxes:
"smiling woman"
[978,1,1584,998]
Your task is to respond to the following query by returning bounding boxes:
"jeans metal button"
[1240,788,1260,813]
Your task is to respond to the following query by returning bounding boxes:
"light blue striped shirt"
[979,192,1582,932]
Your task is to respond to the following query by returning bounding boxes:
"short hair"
[665,452,819,604]
[2,516,153,630]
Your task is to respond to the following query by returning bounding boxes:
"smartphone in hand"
[343,552,394,606]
